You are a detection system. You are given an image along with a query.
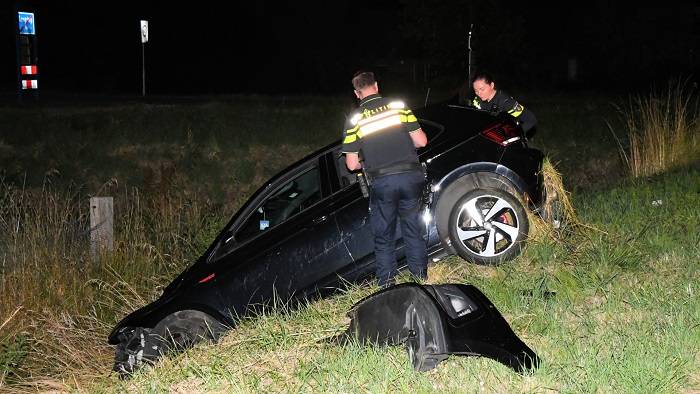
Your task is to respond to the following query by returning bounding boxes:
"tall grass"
[0,178,225,387]
[614,79,700,178]
[0,142,320,388]
[0,96,346,389]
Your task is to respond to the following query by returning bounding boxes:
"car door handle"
[312,215,328,225]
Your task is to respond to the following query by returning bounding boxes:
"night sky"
[2,1,699,96]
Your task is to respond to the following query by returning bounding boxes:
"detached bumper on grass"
[332,283,540,373]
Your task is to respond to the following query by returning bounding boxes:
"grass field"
[98,166,700,393]
[0,96,352,210]
[1,88,699,392]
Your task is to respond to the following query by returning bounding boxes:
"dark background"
[2,1,699,96]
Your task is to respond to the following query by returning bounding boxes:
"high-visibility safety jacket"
[472,90,537,133]
[342,94,422,174]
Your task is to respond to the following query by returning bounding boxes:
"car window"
[235,166,322,242]
[334,148,358,189]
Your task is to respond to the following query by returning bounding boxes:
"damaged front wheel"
[113,310,227,377]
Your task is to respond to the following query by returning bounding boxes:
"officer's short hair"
[352,71,376,91]
[471,71,494,85]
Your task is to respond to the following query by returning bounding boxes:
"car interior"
[335,149,359,188]
[235,166,322,241]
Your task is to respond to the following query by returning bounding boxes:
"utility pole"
[142,42,146,96]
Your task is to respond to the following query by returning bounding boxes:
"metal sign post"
[16,11,39,102]
[140,20,148,96]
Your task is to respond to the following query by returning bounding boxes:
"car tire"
[154,310,228,352]
[113,310,227,377]
[435,172,522,255]
[448,188,529,265]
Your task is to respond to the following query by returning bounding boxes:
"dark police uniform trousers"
[342,93,428,287]
[369,170,427,286]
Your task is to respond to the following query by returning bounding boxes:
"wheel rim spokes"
[482,227,497,256]
[456,227,487,242]
[456,194,519,257]
[463,198,484,226]
[483,198,510,222]
[492,221,519,241]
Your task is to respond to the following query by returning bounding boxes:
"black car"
[109,101,546,373]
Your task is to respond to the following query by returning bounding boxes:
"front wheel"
[154,310,227,352]
[448,188,529,265]
[113,310,227,377]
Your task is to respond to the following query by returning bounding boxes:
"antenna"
[424,87,431,107]
[467,24,474,82]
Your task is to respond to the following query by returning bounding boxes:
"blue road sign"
[18,12,36,35]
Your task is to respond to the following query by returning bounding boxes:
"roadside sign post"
[16,11,39,102]
[140,20,148,96]
[90,197,114,259]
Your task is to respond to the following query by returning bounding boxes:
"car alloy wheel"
[448,188,528,265]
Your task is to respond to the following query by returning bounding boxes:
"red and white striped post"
[20,65,38,90]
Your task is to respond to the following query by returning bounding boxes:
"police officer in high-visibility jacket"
[341,71,428,288]
[471,71,537,138]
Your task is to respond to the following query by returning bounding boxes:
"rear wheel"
[448,188,528,265]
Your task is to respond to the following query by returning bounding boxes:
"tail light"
[481,122,521,146]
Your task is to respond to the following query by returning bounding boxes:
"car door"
[213,156,351,311]
[328,148,407,281]
[329,139,438,282]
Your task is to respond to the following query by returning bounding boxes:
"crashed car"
[109,100,547,374]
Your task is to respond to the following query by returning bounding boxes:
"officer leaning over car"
[341,71,429,288]
[471,71,537,138]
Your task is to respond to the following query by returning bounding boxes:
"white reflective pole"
[140,20,148,97]
[142,42,146,96]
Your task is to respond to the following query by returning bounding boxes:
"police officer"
[471,71,537,137]
[341,71,428,288]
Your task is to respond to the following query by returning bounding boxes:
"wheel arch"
[108,300,230,344]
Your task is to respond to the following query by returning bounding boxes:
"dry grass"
[529,158,581,242]
[612,79,700,178]
[0,140,317,390]
[0,178,218,389]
